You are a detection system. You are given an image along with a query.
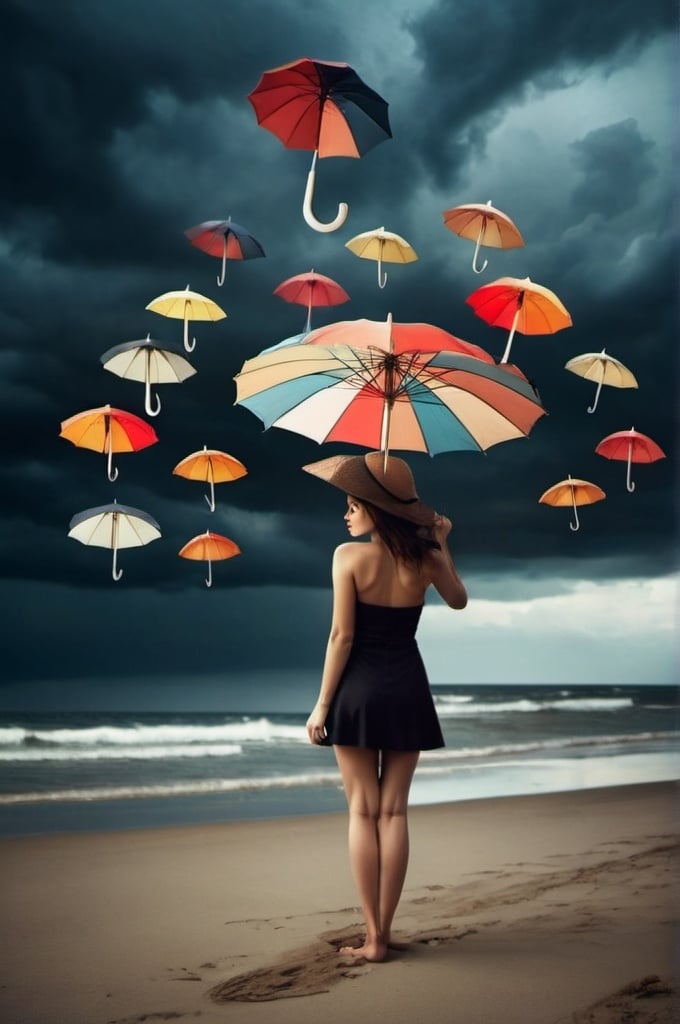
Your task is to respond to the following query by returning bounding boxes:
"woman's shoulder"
[333,541,374,563]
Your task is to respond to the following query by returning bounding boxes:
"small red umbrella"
[184,218,265,287]
[59,405,158,482]
[273,270,350,332]
[595,428,666,493]
[466,276,572,364]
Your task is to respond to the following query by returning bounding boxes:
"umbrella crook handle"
[587,377,604,414]
[377,256,388,289]
[183,316,196,353]
[112,547,123,581]
[217,240,227,287]
[106,443,118,482]
[302,151,348,233]
[472,222,488,274]
[569,503,580,532]
[204,479,216,512]
[626,446,636,492]
[144,377,161,417]
[205,559,213,588]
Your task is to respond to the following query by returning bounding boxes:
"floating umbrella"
[234,337,545,469]
[172,445,248,512]
[466,276,572,364]
[595,428,665,493]
[184,218,265,287]
[273,270,350,332]
[179,530,241,588]
[345,226,417,288]
[248,57,391,233]
[539,475,605,532]
[100,335,196,417]
[59,404,158,482]
[442,199,524,274]
[68,500,161,581]
[146,285,226,353]
[564,349,638,414]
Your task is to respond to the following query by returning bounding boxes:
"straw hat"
[302,451,436,526]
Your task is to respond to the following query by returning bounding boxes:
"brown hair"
[361,499,440,567]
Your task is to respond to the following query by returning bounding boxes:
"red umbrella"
[59,405,158,482]
[466,276,572,364]
[184,218,265,287]
[273,270,350,332]
[595,428,666,493]
[248,57,391,233]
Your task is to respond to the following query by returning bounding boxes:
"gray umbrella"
[100,334,196,416]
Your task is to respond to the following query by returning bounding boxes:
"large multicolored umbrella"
[178,530,241,588]
[146,285,226,353]
[595,428,665,493]
[301,314,494,361]
[234,337,545,463]
[539,476,605,532]
[68,500,161,581]
[184,218,265,287]
[100,335,196,417]
[442,199,524,274]
[59,404,158,481]
[345,226,417,288]
[248,57,391,232]
[466,276,572,364]
[564,349,638,413]
[172,446,248,512]
[273,270,350,332]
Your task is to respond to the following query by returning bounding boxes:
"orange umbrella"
[172,446,248,511]
[273,270,350,332]
[59,405,158,482]
[539,475,605,532]
[595,428,666,493]
[466,276,572,364]
[178,530,241,588]
[442,199,524,274]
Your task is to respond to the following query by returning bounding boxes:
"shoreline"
[1,781,678,1023]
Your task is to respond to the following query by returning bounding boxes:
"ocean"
[0,684,677,837]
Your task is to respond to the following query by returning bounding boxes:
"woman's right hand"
[306,704,327,745]
[433,513,452,543]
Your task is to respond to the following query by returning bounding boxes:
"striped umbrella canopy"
[234,341,545,461]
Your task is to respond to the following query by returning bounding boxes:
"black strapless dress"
[321,601,444,751]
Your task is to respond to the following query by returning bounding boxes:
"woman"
[303,450,467,963]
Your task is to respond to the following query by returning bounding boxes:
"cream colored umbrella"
[146,285,226,353]
[345,226,417,289]
[565,349,638,413]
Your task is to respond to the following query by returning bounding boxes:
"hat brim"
[302,453,436,527]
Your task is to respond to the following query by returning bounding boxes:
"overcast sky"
[1,0,677,711]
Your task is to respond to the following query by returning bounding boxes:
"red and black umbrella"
[184,218,265,287]
[248,57,391,233]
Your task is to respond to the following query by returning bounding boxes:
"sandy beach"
[1,781,677,1024]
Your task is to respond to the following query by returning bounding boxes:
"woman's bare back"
[345,541,431,607]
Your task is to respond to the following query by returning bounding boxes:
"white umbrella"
[564,349,638,413]
[100,335,196,416]
[68,500,161,581]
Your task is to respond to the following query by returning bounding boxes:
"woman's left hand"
[306,704,327,745]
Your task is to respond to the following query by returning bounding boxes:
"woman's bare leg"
[334,745,386,961]
[377,749,420,945]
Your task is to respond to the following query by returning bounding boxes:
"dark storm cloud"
[570,119,657,220]
[405,0,676,186]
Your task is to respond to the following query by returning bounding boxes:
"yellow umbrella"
[146,284,226,353]
[442,199,524,274]
[564,349,638,413]
[178,530,241,588]
[539,475,605,532]
[172,446,248,511]
[345,226,417,289]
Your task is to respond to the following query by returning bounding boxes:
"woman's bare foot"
[340,938,387,962]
